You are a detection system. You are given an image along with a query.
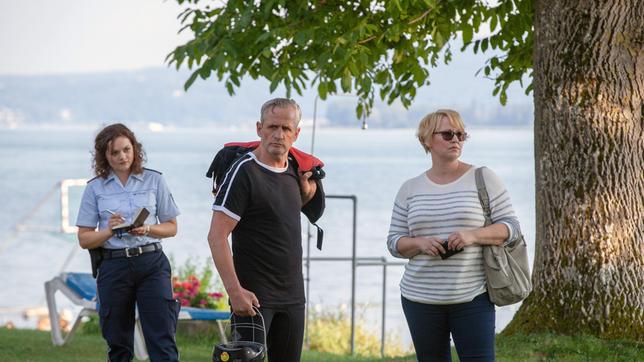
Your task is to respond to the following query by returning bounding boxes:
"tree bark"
[505,0,644,340]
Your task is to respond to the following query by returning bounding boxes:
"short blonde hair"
[417,109,466,153]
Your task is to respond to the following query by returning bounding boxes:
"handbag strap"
[475,167,492,227]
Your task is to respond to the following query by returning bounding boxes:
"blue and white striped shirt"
[387,166,521,304]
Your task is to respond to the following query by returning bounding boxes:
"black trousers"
[97,250,179,362]
[232,304,305,362]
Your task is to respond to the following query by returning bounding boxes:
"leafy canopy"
[168,0,533,117]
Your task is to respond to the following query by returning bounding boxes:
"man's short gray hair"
[260,98,302,125]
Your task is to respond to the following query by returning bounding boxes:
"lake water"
[0,125,534,348]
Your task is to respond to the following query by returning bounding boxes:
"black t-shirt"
[213,152,304,306]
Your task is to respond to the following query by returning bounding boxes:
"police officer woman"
[76,123,180,361]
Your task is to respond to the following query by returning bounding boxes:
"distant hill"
[0,55,533,129]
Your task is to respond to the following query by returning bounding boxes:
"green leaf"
[292,80,302,95]
[184,69,200,91]
[225,81,235,95]
[434,32,445,49]
[294,31,308,46]
[349,62,360,76]
[199,67,211,79]
[500,90,507,105]
[269,77,280,93]
[375,70,388,85]
[412,66,425,84]
[462,26,473,44]
[490,14,498,32]
[341,70,352,92]
[392,0,403,12]
[318,82,328,100]
[255,32,272,44]
[230,75,240,86]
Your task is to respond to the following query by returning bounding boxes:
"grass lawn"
[0,327,641,361]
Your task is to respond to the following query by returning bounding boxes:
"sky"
[0,0,495,76]
[0,0,532,111]
[0,0,190,75]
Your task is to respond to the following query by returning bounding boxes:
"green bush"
[306,305,412,357]
[79,315,100,335]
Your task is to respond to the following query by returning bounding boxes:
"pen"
[106,210,124,220]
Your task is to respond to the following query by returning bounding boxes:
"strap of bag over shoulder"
[476,167,523,249]
[475,166,532,306]
[475,167,492,227]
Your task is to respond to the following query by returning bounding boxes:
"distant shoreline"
[0,122,534,133]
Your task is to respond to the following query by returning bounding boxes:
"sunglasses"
[433,130,469,142]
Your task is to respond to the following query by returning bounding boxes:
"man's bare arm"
[207,211,259,316]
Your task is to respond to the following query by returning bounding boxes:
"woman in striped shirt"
[387,109,521,361]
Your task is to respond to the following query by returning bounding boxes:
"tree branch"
[358,35,377,45]
[357,8,433,45]
[408,8,432,25]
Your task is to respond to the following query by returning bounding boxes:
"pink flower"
[172,273,226,309]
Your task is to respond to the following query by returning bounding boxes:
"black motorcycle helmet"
[213,307,266,362]
[212,340,265,362]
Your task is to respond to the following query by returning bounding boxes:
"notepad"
[112,207,150,234]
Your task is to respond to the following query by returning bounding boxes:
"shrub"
[306,304,411,357]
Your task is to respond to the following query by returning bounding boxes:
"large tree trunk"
[505,0,644,339]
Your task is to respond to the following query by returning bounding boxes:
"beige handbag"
[475,167,532,306]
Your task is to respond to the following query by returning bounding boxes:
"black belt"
[101,243,162,259]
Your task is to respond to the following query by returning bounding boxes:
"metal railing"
[303,194,405,357]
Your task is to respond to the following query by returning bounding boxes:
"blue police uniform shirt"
[76,168,180,249]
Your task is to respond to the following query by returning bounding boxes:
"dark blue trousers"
[97,250,179,362]
[401,293,495,362]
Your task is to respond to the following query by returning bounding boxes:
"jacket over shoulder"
[206,141,326,224]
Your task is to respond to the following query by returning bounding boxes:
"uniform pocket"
[133,190,155,207]
[133,190,156,218]
[167,298,180,334]
[97,198,120,214]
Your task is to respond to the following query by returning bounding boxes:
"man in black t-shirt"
[207,98,318,362]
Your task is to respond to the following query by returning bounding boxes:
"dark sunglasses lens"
[440,131,455,141]
[436,131,467,141]
[440,131,467,141]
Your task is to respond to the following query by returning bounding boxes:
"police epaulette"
[143,167,162,174]
[87,176,100,183]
